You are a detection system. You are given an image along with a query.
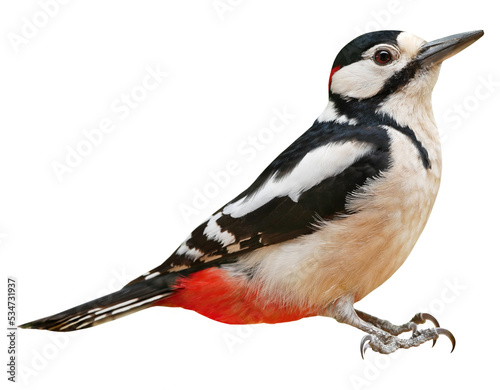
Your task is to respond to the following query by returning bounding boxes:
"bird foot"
[360,326,455,358]
[356,310,441,336]
[330,299,456,358]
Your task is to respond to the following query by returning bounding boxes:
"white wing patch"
[223,141,374,218]
[204,212,236,246]
[176,243,204,259]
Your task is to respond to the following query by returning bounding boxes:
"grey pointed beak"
[417,30,484,67]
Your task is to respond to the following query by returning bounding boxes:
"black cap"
[333,30,402,68]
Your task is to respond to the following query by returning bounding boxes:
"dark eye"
[374,50,392,65]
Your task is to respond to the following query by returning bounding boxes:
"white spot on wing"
[223,141,374,218]
[145,272,160,280]
[176,243,204,260]
[204,212,236,246]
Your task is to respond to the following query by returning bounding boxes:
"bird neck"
[320,90,441,172]
[376,84,442,172]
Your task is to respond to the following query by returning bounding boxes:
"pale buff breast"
[233,126,442,311]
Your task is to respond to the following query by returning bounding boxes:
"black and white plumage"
[132,31,436,283]
[135,123,391,276]
[21,29,483,356]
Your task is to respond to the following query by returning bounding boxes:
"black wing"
[129,121,391,284]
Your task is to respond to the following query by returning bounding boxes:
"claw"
[436,328,456,353]
[420,313,440,328]
[360,335,373,359]
[413,312,440,327]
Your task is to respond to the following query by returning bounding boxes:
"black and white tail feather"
[20,273,178,331]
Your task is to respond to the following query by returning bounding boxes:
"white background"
[1,1,499,389]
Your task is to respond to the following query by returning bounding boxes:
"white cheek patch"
[331,60,391,99]
[331,55,412,99]
[223,141,374,218]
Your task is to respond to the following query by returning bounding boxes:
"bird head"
[328,30,484,102]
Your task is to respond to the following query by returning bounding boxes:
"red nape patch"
[155,268,315,325]
[328,65,341,90]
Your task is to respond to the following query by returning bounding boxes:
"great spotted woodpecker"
[21,30,484,357]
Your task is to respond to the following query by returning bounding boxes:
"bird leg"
[326,296,455,358]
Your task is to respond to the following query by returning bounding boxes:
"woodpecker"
[21,30,483,357]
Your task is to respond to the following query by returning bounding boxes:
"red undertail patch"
[155,268,314,325]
